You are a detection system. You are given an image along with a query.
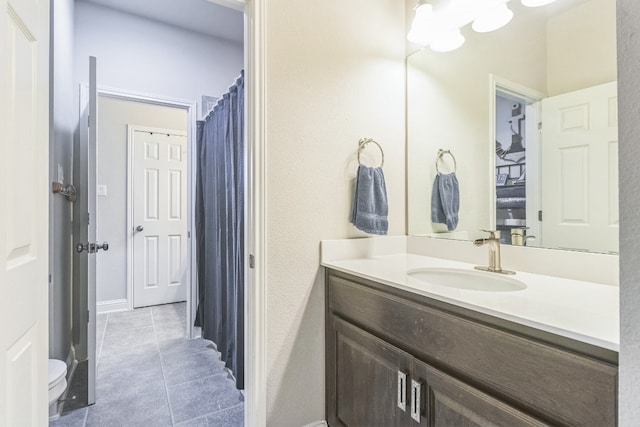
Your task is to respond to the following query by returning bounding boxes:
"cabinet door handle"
[411,379,423,423]
[397,371,407,412]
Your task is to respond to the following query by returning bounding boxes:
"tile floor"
[50,302,244,427]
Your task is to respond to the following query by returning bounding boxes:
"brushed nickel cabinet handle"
[411,379,422,423]
[397,371,407,412]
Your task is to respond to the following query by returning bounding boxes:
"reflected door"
[541,81,618,253]
[131,128,188,308]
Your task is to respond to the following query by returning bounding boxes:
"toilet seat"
[48,359,66,390]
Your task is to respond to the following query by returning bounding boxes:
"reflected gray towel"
[350,165,388,235]
[431,172,459,231]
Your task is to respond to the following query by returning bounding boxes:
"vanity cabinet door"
[329,316,412,427]
[411,359,550,427]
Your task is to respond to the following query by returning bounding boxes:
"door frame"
[82,86,198,338]
[489,75,545,239]
[78,0,268,421]
[127,125,189,310]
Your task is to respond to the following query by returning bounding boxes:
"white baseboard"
[302,422,328,427]
[97,298,129,314]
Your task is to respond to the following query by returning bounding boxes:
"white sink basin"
[407,268,527,292]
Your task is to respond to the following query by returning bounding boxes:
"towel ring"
[358,137,385,168]
[435,149,457,174]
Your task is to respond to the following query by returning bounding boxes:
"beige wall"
[547,0,617,96]
[96,97,187,305]
[263,0,406,424]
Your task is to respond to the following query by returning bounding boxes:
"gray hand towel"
[350,165,388,235]
[431,172,459,231]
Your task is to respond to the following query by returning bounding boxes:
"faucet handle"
[481,229,500,239]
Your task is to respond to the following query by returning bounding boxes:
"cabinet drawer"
[328,272,617,426]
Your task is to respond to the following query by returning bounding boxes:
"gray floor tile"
[156,321,186,342]
[162,350,227,386]
[158,338,214,358]
[106,309,153,332]
[152,302,186,325]
[167,376,243,424]
[63,303,241,426]
[85,392,172,427]
[101,325,156,353]
[49,407,87,427]
[174,416,207,427]
[205,404,244,427]
[97,341,160,374]
[95,363,165,404]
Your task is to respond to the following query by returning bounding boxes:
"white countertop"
[322,253,619,351]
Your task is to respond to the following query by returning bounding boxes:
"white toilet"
[48,359,67,419]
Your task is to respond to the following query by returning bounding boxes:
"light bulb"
[407,3,436,46]
[430,28,465,52]
[521,0,556,7]
[472,3,513,33]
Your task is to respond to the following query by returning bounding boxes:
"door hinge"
[88,114,90,127]
[87,212,90,225]
[249,254,255,269]
[187,231,191,238]
[538,122,542,131]
[538,210,543,221]
[49,274,52,284]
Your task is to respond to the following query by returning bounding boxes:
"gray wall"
[618,0,640,424]
[74,2,243,110]
[96,97,187,305]
[49,0,75,362]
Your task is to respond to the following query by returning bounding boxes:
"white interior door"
[0,0,50,424]
[73,57,100,406]
[131,127,188,308]
[541,81,618,253]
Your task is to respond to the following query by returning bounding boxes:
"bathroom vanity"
[323,240,618,427]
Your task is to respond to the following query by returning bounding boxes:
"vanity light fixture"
[472,2,514,33]
[409,0,553,52]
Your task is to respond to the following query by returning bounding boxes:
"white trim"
[126,125,188,312]
[302,422,329,427]
[207,0,246,12]
[488,75,545,233]
[96,298,129,314]
[245,0,267,425]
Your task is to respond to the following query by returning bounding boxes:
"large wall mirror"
[407,0,618,254]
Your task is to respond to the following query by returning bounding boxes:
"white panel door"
[132,128,188,307]
[541,81,618,253]
[73,57,100,406]
[0,0,49,424]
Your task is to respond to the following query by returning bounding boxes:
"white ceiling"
[78,0,244,44]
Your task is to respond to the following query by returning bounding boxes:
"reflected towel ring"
[436,149,457,174]
[358,137,385,168]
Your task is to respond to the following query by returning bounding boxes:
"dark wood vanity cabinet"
[326,269,618,427]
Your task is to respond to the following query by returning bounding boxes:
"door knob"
[95,242,109,252]
[135,225,144,232]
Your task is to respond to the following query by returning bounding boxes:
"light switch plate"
[97,185,107,197]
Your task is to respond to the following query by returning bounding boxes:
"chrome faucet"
[474,230,515,275]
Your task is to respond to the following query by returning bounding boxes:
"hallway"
[50,303,244,426]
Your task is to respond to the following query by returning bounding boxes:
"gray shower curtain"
[195,71,244,389]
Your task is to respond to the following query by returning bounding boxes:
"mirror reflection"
[407,0,618,254]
